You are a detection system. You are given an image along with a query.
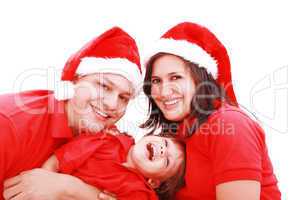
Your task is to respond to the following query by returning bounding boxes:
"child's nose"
[159,145,167,157]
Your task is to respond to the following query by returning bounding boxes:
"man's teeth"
[164,99,179,105]
[93,107,108,118]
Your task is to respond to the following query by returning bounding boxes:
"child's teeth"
[147,143,154,160]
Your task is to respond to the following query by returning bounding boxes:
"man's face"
[66,73,134,133]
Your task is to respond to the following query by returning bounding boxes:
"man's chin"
[79,121,105,134]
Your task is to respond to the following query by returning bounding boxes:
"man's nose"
[103,93,118,111]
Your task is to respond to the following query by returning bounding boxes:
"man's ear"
[73,74,81,83]
[147,178,161,189]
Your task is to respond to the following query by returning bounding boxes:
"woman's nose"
[160,83,174,98]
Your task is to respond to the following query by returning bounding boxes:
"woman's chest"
[176,137,216,199]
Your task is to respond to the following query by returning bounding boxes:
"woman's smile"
[161,97,182,111]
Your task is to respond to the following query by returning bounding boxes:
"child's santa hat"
[54,27,142,100]
[146,22,238,105]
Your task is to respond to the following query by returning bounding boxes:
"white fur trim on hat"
[146,38,218,79]
[54,80,75,100]
[77,57,142,93]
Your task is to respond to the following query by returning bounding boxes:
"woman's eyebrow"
[168,71,185,76]
[151,72,184,78]
[151,75,160,79]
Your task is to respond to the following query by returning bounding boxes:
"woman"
[142,22,281,199]
[1,27,142,200]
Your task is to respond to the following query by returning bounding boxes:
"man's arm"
[3,168,100,200]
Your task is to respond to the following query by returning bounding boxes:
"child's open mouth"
[146,143,154,161]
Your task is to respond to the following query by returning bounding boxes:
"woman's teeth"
[164,99,179,105]
[163,99,180,108]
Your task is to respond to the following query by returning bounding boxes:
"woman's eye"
[151,78,160,84]
[171,75,182,81]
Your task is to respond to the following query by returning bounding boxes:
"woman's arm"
[207,111,263,200]
[216,180,260,200]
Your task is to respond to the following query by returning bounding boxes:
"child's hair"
[154,133,186,200]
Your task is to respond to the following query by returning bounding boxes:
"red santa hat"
[54,27,142,100]
[146,22,238,105]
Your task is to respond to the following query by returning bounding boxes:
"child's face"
[67,73,134,133]
[130,136,184,181]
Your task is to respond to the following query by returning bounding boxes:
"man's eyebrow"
[120,92,132,97]
[103,77,114,86]
[104,77,133,96]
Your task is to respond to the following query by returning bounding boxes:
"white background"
[0,0,298,199]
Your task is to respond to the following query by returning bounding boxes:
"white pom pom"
[54,81,75,100]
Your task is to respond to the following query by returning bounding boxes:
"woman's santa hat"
[146,22,238,105]
[54,27,142,100]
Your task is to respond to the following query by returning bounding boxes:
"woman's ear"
[147,178,161,189]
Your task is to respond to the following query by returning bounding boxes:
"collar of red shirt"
[176,115,198,140]
[176,99,224,139]
[48,95,74,138]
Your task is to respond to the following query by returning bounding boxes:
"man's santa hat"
[54,27,142,100]
[146,22,238,105]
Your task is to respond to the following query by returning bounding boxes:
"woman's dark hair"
[140,53,234,137]
[155,133,186,200]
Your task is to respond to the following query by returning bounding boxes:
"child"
[42,128,185,200]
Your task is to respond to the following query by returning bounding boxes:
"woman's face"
[66,73,134,133]
[130,135,184,181]
[150,55,196,121]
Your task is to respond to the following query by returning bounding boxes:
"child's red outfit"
[0,90,73,200]
[175,103,281,200]
[54,133,158,200]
